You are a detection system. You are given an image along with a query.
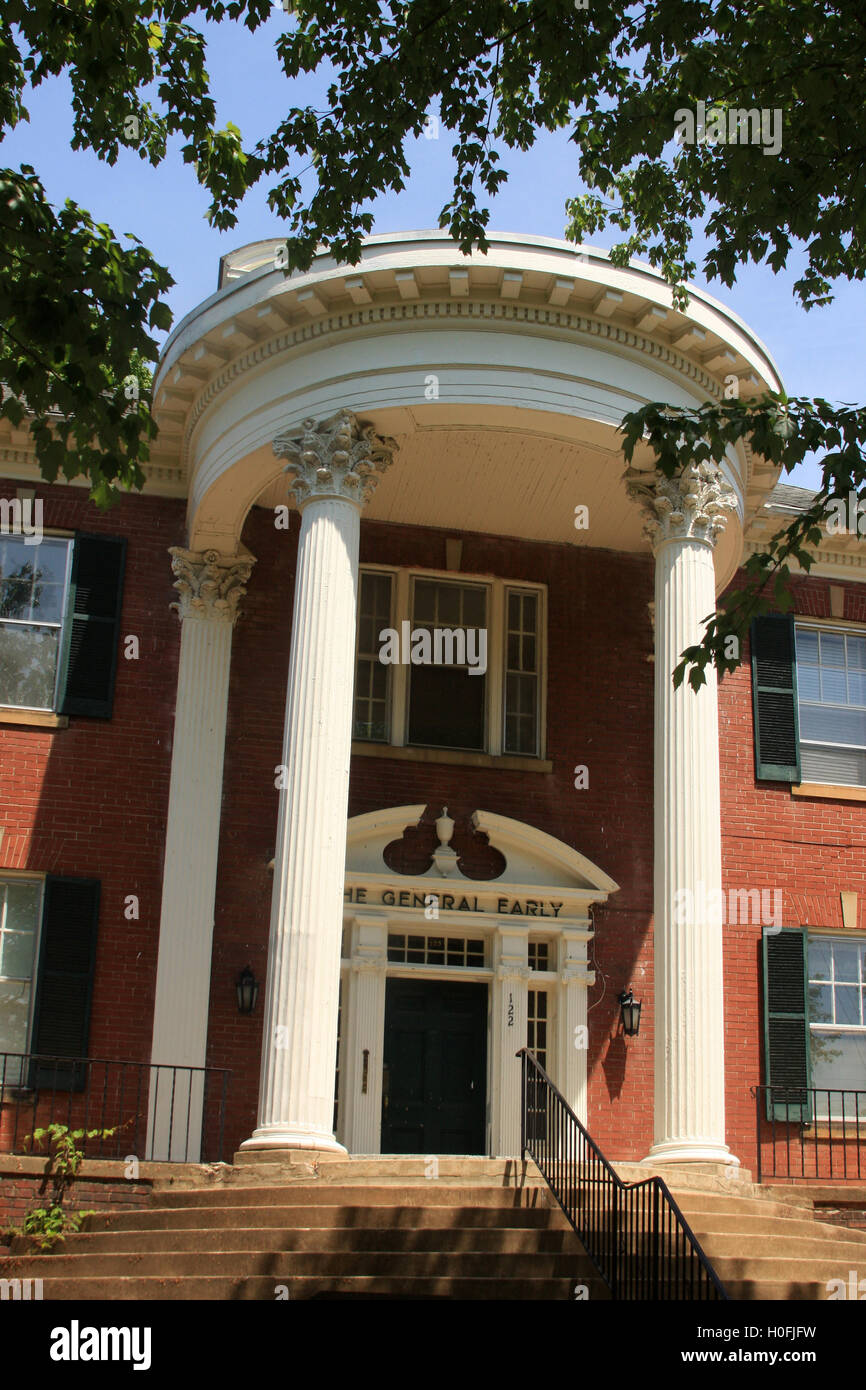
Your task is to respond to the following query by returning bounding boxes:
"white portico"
[145,230,784,1165]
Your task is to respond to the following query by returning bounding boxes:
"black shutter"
[29,877,100,1092]
[750,614,801,782]
[59,535,126,717]
[762,928,811,1122]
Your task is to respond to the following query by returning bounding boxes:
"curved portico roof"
[148,230,784,586]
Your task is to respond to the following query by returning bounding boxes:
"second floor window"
[796,626,866,786]
[0,536,73,710]
[353,568,545,757]
[0,532,126,718]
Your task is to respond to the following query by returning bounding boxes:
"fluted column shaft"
[244,410,395,1153]
[627,461,738,1165]
[651,535,730,1160]
[149,547,253,1161]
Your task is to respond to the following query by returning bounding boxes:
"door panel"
[382,978,487,1154]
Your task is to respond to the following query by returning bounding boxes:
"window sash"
[504,587,540,756]
[354,570,393,742]
[0,538,74,711]
[796,623,866,784]
[0,877,45,1078]
[353,567,545,758]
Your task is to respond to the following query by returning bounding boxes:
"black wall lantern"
[236,966,259,1015]
[618,989,642,1037]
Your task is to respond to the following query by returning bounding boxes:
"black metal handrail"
[0,1053,230,1164]
[754,1084,866,1182]
[517,1048,728,1300]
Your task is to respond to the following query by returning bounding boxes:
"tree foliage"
[2,0,865,673]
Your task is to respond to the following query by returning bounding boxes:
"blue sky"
[6,9,863,491]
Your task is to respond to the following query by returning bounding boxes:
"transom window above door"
[353,567,546,758]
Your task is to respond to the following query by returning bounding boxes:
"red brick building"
[0,233,862,1184]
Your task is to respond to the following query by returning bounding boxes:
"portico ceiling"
[255,422,642,552]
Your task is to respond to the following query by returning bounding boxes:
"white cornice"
[173,298,736,471]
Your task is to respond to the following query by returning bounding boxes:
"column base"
[239,1125,348,1157]
[642,1138,739,1167]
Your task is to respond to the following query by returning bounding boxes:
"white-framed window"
[353,567,546,757]
[796,623,866,786]
[0,876,44,1084]
[0,535,74,711]
[808,933,866,1114]
[527,988,549,1070]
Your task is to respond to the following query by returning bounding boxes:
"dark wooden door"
[381,978,487,1154]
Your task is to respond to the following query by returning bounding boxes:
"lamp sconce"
[236,966,260,1015]
[618,989,642,1037]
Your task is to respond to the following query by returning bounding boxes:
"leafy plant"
[3,1121,123,1251]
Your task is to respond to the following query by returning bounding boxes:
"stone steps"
[3,1158,865,1300]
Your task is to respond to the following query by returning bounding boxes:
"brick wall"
[719,573,866,1175]
[0,481,185,1070]
[0,1165,153,1246]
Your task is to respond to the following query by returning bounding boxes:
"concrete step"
[0,1273,608,1300]
[667,1190,838,1222]
[155,1183,555,1209]
[82,1203,571,1233]
[766,1184,866,1209]
[717,1279,831,1302]
[687,1230,866,1261]
[671,1210,866,1244]
[225,1157,546,1185]
[706,1253,866,1283]
[26,1225,582,1255]
[0,1249,600,1279]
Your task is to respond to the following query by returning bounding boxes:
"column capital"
[496,963,535,983]
[624,461,737,550]
[273,408,397,509]
[559,967,595,987]
[350,953,387,975]
[169,546,256,624]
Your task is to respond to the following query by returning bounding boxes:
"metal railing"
[0,1053,230,1164]
[518,1048,727,1300]
[754,1085,866,1182]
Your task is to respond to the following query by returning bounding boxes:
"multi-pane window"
[527,989,548,1070]
[505,590,539,755]
[354,571,393,741]
[796,627,866,786]
[0,537,72,710]
[808,936,866,1110]
[408,579,487,750]
[0,878,43,1083]
[527,941,550,972]
[387,934,485,967]
[352,569,544,757]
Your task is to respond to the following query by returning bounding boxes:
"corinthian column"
[149,546,255,1161]
[242,410,396,1154]
[625,461,738,1165]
